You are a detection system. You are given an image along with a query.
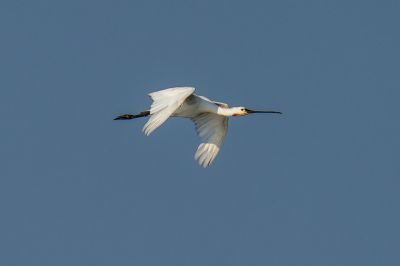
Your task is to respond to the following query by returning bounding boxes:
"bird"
[115,87,281,167]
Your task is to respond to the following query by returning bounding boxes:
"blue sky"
[1,0,399,265]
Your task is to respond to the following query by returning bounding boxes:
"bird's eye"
[241,108,244,111]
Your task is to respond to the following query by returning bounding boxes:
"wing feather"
[192,113,228,167]
[143,87,195,135]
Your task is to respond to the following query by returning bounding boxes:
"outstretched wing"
[143,87,195,135]
[192,113,228,168]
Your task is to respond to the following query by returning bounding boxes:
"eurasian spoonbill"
[115,87,281,167]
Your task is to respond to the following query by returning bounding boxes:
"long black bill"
[245,108,282,114]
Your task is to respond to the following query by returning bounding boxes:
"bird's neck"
[217,107,237,117]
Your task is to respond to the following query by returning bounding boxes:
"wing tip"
[148,86,195,98]
[194,143,220,168]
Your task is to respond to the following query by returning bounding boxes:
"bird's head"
[231,107,249,116]
[231,107,282,116]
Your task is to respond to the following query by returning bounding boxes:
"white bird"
[115,87,281,167]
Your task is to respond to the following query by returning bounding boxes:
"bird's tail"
[114,111,150,120]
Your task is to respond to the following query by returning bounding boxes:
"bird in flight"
[115,87,281,167]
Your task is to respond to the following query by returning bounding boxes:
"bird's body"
[115,87,281,167]
[163,92,219,118]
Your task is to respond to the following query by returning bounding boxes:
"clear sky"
[1,0,399,265]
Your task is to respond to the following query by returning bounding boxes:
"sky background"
[1,0,399,265]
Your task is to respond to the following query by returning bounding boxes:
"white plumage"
[192,113,228,167]
[144,87,195,136]
[115,87,281,168]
